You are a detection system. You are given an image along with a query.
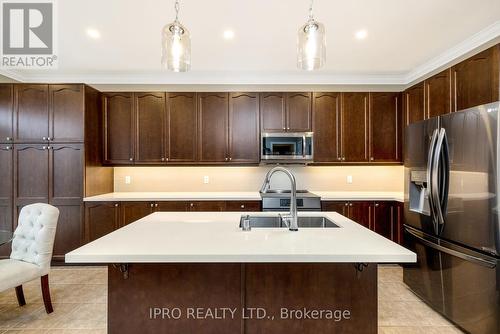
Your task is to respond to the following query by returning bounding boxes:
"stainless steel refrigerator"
[404,102,500,334]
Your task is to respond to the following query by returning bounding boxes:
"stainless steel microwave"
[261,132,313,162]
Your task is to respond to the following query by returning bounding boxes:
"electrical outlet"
[125,176,131,184]
[203,176,209,184]
[347,175,353,184]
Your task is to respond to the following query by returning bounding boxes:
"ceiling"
[1,0,500,89]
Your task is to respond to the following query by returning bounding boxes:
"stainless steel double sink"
[239,215,340,229]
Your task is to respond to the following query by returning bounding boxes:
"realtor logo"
[1,0,57,68]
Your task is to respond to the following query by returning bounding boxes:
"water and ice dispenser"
[409,170,431,216]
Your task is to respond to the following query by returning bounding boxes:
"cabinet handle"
[6,137,12,141]
[48,137,53,141]
[161,157,165,161]
[342,157,346,161]
[349,203,353,207]
[48,146,53,150]
[129,158,133,161]
[155,203,159,207]
[166,157,169,161]
[229,157,232,161]
[114,203,119,207]
[42,146,47,150]
[345,203,349,206]
[282,127,286,130]
[150,203,154,207]
[240,204,245,209]
[375,203,379,207]
[3,146,12,150]
[190,203,194,207]
[42,137,47,141]
[370,157,374,161]
[287,127,290,130]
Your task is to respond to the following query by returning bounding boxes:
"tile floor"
[0,265,462,333]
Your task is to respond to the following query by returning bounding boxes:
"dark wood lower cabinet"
[121,202,154,226]
[52,205,83,261]
[108,263,377,334]
[322,200,403,244]
[85,202,120,242]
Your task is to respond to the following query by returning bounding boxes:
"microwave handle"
[302,134,306,157]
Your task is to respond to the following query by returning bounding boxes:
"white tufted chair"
[0,203,59,313]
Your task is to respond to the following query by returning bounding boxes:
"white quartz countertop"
[83,191,404,202]
[65,211,415,263]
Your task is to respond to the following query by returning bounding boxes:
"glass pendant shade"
[297,20,326,70]
[162,21,191,72]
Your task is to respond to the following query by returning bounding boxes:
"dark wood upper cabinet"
[167,93,197,162]
[49,144,83,204]
[103,93,134,164]
[404,82,425,125]
[49,84,84,142]
[14,144,49,207]
[341,92,368,162]
[425,69,452,119]
[228,93,260,163]
[14,84,49,142]
[0,84,13,143]
[369,92,401,162]
[198,93,229,162]
[260,93,285,132]
[453,46,500,111]
[134,92,166,164]
[286,92,311,131]
[312,92,340,162]
[85,202,120,242]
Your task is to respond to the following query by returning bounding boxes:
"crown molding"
[1,20,499,89]
[404,20,500,87]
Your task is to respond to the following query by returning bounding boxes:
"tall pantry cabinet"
[0,84,113,261]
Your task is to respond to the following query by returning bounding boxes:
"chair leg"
[15,285,26,306]
[40,274,53,314]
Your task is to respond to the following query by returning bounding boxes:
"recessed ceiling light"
[355,29,368,40]
[86,28,101,39]
[223,30,235,40]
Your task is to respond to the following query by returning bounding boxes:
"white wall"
[114,166,404,192]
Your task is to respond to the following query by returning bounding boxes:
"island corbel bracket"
[112,264,130,279]
[355,263,368,273]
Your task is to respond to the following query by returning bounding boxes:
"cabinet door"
[49,84,84,142]
[0,84,13,143]
[347,201,371,229]
[286,92,311,131]
[453,46,500,111]
[49,144,84,257]
[85,202,120,242]
[404,82,425,125]
[313,93,340,162]
[372,202,394,240]
[321,201,347,215]
[167,93,197,162]
[425,69,452,118]
[14,84,49,142]
[225,201,261,212]
[260,93,285,132]
[0,145,13,257]
[14,144,49,210]
[155,201,189,212]
[370,92,401,162]
[341,93,368,162]
[198,93,228,162]
[135,92,166,163]
[189,201,226,211]
[121,202,154,226]
[394,202,404,244]
[228,93,260,163]
[103,93,134,164]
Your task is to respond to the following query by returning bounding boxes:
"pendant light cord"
[174,0,180,22]
[308,0,314,21]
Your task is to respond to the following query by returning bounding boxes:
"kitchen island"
[66,211,415,334]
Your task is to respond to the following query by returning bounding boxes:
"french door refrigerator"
[404,102,500,334]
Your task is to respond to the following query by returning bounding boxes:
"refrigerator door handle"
[405,227,497,268]
[432,128,450,231]
[427,129,439,233]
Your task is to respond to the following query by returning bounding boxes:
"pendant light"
[297,0,326,70]
[161,0,191,72]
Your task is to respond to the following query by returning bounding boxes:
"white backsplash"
[114,166,404,192]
